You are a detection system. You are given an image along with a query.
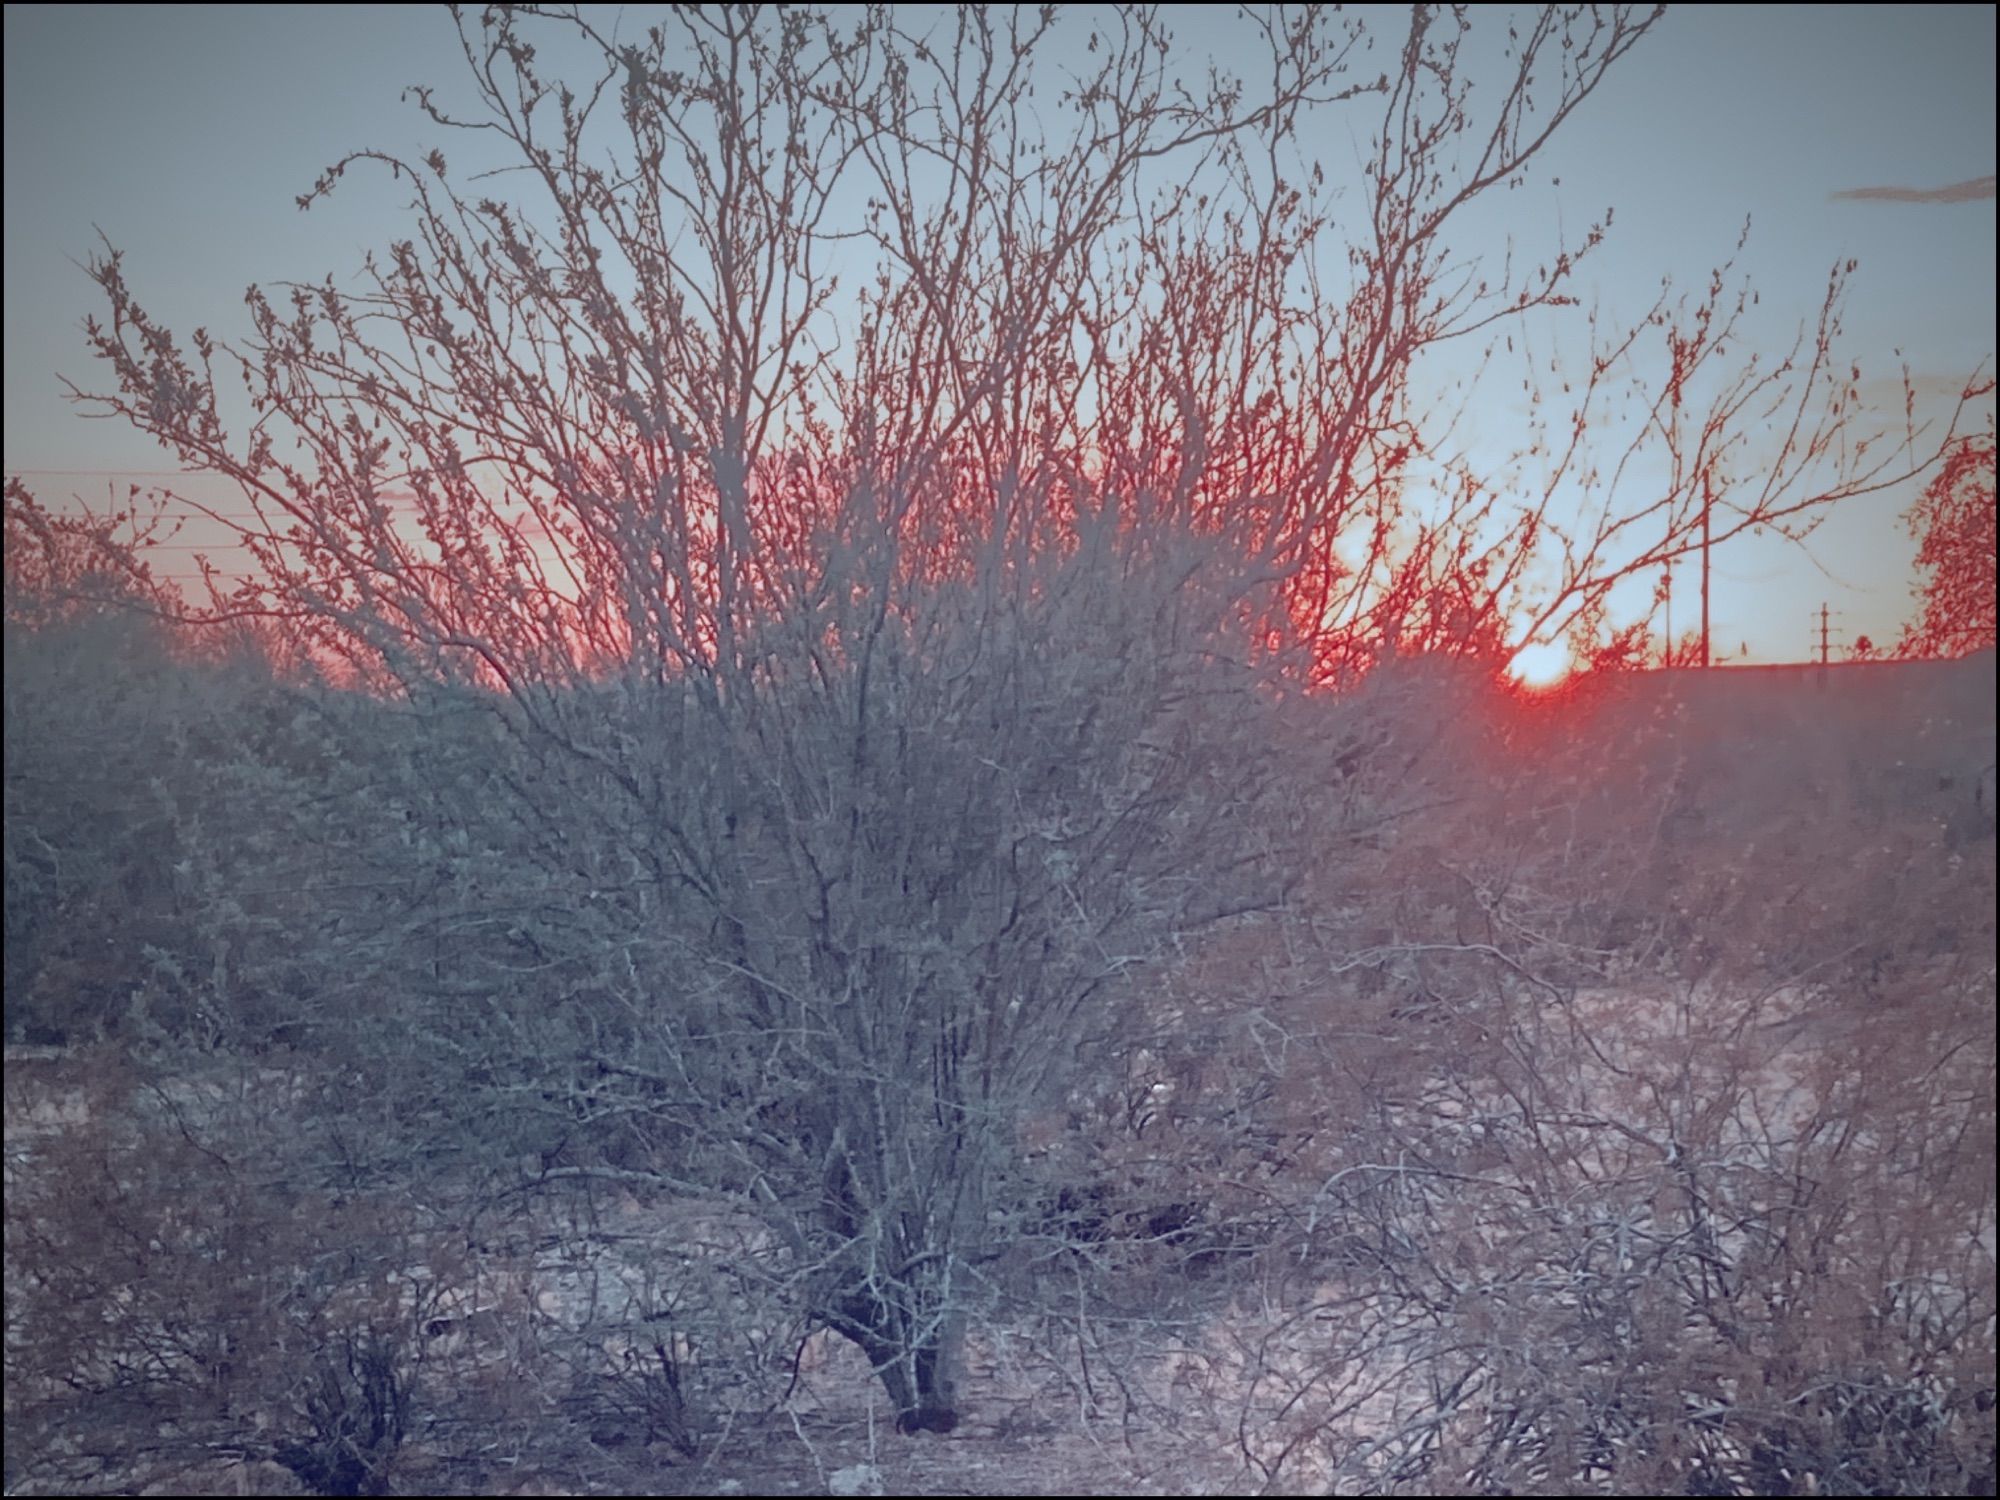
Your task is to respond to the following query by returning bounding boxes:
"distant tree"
[1900,426,1998,658]
[4,493,180,1041]
[2,483,171,630]
[1571,609,1658,674]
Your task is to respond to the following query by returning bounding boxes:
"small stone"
[828,1461,883,1496]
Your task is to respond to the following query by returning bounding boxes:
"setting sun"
[1507,640,1572,690]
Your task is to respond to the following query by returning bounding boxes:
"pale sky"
[5,4,1993,662]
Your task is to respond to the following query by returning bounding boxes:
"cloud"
[1831,175,1996,204]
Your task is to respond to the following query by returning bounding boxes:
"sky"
[4,4,1994,664]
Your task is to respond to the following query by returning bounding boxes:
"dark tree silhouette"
[1901,424,1998,658]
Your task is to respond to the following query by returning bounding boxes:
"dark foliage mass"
[1901,427,1998,659]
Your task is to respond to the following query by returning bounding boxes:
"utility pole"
[1819,604,1832,665]
[1663,556,1673,668]
[1700,472,1712,669]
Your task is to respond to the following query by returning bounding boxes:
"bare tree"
[19,3,1988,1442]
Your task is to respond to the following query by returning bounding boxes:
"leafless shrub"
[1115,681,1999,1495]
[4,1052,464,1495]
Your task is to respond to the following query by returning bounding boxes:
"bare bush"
[1114,680,1999,1495]
[4,1051,474,1495]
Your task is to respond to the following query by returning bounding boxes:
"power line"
[3,467,232,479]
[6,470,420,500]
